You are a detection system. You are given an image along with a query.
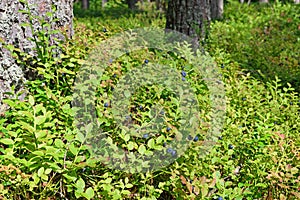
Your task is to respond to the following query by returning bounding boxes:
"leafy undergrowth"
[0,1,299,200]
[207,1,300,91]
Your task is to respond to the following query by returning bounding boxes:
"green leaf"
[147,138,155,149]
[62,173,77,182]
[18,121,35,133]
[84,187,95,199]
[75,156,86,163]
[156,135,165,144]
[124,134,130,142]
[38,167,45,177]
[41,174,49,181]
[35,115,47,126]
[127,141,135,151]
[32,151,44,156]
[54,139,64,148]
[125,183,133,188]
[75,190,83,198]
[76,178,85,190]
[69,143,78,156]
[60,68,75,75]
[35,103,46,114]
[76,132,85,143]
[0,138,14,145]
[1,99,16,110]
[45,168,52,175]
[138,145,146,155]
[291,167,299,174]
[124,90,131,98]
[29,95,35,106]
[35,130,47,139]
[121,190,131,195]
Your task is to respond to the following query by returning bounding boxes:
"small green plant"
[208,1,300,91]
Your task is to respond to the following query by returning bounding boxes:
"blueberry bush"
[0,1,299,199]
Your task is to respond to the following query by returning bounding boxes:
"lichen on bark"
[0,0,73,110]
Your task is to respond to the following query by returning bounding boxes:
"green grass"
[0,1,299,199]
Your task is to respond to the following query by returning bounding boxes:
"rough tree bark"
[166,0,223,46]
[211,0,223,19]
[0,0,73,110]
[127,0,138,10]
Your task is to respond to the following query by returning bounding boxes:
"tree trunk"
[0,0,73,110]
[166,0,222,46]
[127,0,138,10]
[82,0,89,9]
[211,0,223,19]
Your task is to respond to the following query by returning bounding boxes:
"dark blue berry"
[217,197,223,200]
[103,28,107,32]
[166,127,171,131]
[139,105,143,110]
[144,59,149,64]
[113,73,117,78]
[181,71,187,77]
[171,150,176,157]
[125,115,131,120]
[193,136,199,142]
[290,102,293,105]
[221,64,225,69]
[143,134,149,139]
[188,135,193,140]
[104,103,109,107]
[242,97,247,101]
[182,77,186,81]
[167,148,173,153]
[228,144,234,149]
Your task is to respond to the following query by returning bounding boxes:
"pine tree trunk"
[127,0,138,10]
[0,0,73,110]
[166,0,213,46]
[211,0,223,19]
